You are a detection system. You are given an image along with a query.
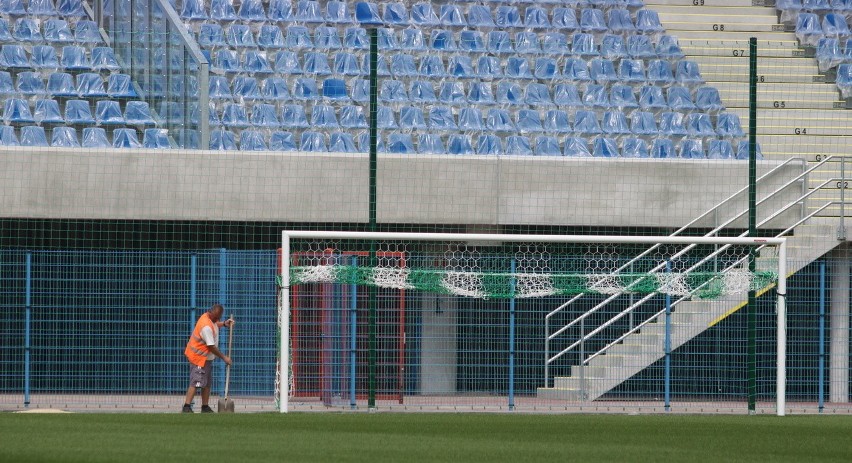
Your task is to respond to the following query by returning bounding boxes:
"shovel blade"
[217,398,235,413]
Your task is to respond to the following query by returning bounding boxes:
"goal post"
[278,231,787,415]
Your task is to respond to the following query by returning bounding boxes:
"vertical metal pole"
[819,259,826,413]
[840,158,847,240]
[664,260,672,412]
[579,317,585,400]
[24,253,32,407]
[544,320,549,388]
[777,241,788,416]
[350,256,358,410]
[508,259,516,411]
[190,254,197,328]
[218,248,227,397]
[747,37,758,415]
[367,27,378,410]
[280,233,290,413]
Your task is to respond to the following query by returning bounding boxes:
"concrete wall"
[0,147,804,229]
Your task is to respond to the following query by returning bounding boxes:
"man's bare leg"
[201,386,211,407]
[184,384,196,405]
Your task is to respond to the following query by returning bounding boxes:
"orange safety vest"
[185,313,216,367]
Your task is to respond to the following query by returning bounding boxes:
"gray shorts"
[189,362,213,388]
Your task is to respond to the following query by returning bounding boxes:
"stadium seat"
[397,106,426,130]
[679,139,705,159]
[562,59,591,82]
[354,2,382,24]
[563,137,592,157]
[257,26,285,49]
[293,78,320,100]
[342,27,368,49]
[796,13,823,47]
[707,140,734,160]
[610,85,639,109]
[417,133,445,154]
[822,13,850,38]
[437,81,464,105]
[281,104,310,128]
[112,128,141,148]
[47,72,75,97]
[239,130,268,151]
[296,0,324,22]
[627,35,656,59]
[659,112,687,136]
[94,100,124,125]
[553,84,582,107]
[75,20,101,44]
[50,127,79,148]
[14,18,42,42]
[476,56,501,78]
[410,2,438,26]
[580,8,608,33]
[208,76,233,100]
[310,104,339,128]
[143,128,172,149]
[181,0,208,20]
[198,24,226,47]
[447,134,473,155]
[543,32,570,54]
[516,32,542,54]
[56,0,85,16]
[485,108,515,132]
[716,113,744,137]
[380,80,408,102]
[590,59,618,83]
[0,44,29,68]
[325,1,351,22]
[333,52,360,75]
[534,136,561,156]
[20,126,48,147]
[303,52,331,75]
[401,28,426,50]
[320,78,348,100]
[541,110,570,134]
[525,7,551,28]
[91,47,120,71]
[622,138,650,158]
[61,45,91,70]
[583,84,610,108]
[630,111,658,135]
[28,0,57,15]
[270,131,297,151]
[375,28,398,51]
[227,25,256,48]
[602,111,631,135]
[636,10,664,33]
[473,134,500,155]
[552,8,579,30]
[0,125,18,146]
[0,0,25,14]
[431,29,456,51]
[667,86,696,110]
[495,6,521,28]
[651,139,675,158]
[4,98,34,124]
[838,63,852,97]
[619,59,646,83]
[695,87,725,111]
[816,38,843,72]
[675,61,703,84]
[274,51,302,74]
[638,85,667,110]
[238,0,267,20]
[505,57,532,79]
[572,33,598,56]
[34,99,63,124]
[487,31,513,54]
[286,26,313,48]
[300,131,327,152]
[429,106,456,130]
[468,82,495,105]
[222,103,251,127]
[496,82,523,105]
[525,83,553,106]
[656,35,684,59]
[534,58,559,79]
[0,19,13,42]
[159,101,183,125]
[261,77,290,100]
[391,54,418,77]
[79,127,108,147]
[351,79,370,102]
[267,0,292,20]
[16,72,46,96]
[337,105,366,128]
[457,107,484,131]
[30,46,58,70]
[608,9,635,33]
[360,53,389,75]
[505,135,533,156]
[77,73,107,97]
[125,101,156,125]
[647,60,674,85]
[312,27,340,50]
[574,110,602,134]
[468,5,494,27]
[211,0,238,20]
[376,106,396,129]
[385,133,414,154]
[209,129,238,150]
[233,76,262,100]
[686,113,715,137]
[592,137,620,157]
[736,140,764,160]
[600,34,627,59]
[329,132,359,153]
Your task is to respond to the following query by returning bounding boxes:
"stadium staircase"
[538,0,852,401]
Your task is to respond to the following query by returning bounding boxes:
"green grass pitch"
[1,413,851,462]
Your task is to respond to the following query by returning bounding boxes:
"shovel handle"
[224,315,234,399]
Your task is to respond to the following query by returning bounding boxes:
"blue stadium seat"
[95,100,124,125]
[580,8,608,32]
[360,53,389,75]
[618,59,646,83]
[486,108,515,132]
[503,135,531,155]
[564,137,592,157]
[495,6,521,28]
[838,63,852,97]
[630,111,657,135]
[300,131,327,152]
[75,20,101,44]
[627,35,656,59]
[516,109,543,133]
[51,127,79,147]
[506,57,533,79]
[431,29,456,50]
[328,132,357,153]
[336,105,365,128]
[636,10,664,33]
[273,51,302,74]
[208,76,233,100]
[804,0,831,13]
[622,138,650,158]
[600,34,627,59]
[562,58,591,82]
[198,23,226,47]
[476,56,501,78]
[209,129,238,150]
[543,109,571,133]
[14,18,43,42]
[416,55,444,77]
[639,85,668,110]
[816,37,843,71]
[376,27,398,50]
[303,52,331,75]
[238,130,268,151]
[552,8,579,30]
[487,30,513,53]
[222,103,250,127]
[447,134,473,155]
[381,79,408,102]
[377,105,397,129]
[293,78,320,100]
[695,87,725,111]
[20,126,48,147]
[660,112,687,136]
[268,0,293,20]
[716,113,744,137]
[0,72,12,96]
[590,59,618,83]
[47,72,75,97]
[319,78,347,100]
[574,110,602,134]
[592,137,620,157]
[607,9,635,33]
[142,128,171,149]
[822,13,850,38]
[286,26,313,48]
[516,32,542,54]
[667,86,696,110]
[238,0,267,20]
[675,61,703,84]
[257,25,285,49]
[534,57,559,79]
[181,0,208,20]
[34,99,63,124]
[572,33,598,56]
[30,46,58,71]
[411,2,439,26]
[582,84,610,108]
[61,45,91,70]
[16,72,45,96]
[417,133,445,154]
[525,83,554,106]
[554,84,583,107]
[458,107,484,131]
[211,0,238,20]
[0,125,18,146]
[401,28,426,50]
[1,0,26,14]
[259,77,288,101]
[707,140,734,160]
[333,52,360,75]
[56,0,85,16]
[77,73,107,97]
[468,5,494,27]
[473,134,501,155]
[295,0,324,22]
[384,133,413,154]
[159,101,182,125]
[647,60,674,85]
[125,101,155,125]
[602,110,630,134]
[227,25,256,48]
[79,127,108,148]
[383,2,408,25]
[233,76,262,100]
[610,85,638,109]
[351,79,370,102]
[4,98,33,123]
[656,35,684,59]
[28,0,57,15]
[679,139,705,159]
[310,104,339,128]
[270,131,297,151]
[0,19,12,42]
[429,106,457,130]
[113,128,142,148]
[354,2,382,24]
[736,140,764,160]
[543,32,569,54]
[281,104,310,128]
[314,26,342,49]
[396,106,426,130]
[686,113,716,137]
[525,7,550,28]
[391,54,418,77]
[796,13,822,46]
[496,82,523,105]
[651,139,675,158]
[325,1,351,23]
[0,44,29,68]
[91,47,120,71]
[448,55,475,78]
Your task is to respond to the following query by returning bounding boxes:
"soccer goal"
[277,231,788,415]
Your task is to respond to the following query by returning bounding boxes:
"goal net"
[276,231,787,415]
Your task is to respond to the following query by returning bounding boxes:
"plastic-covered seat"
[679,139,704,159]
[236,130,266,151]
[142,129,171,149]
[34,99,63,124]
[89,47,119,71]
[675,61,703,84]
[16,72,45,96]
[472,134,500,155]
[30,45,58,70]
[326,132,356,153]
[211,0,238,20]
[572,33,598,56]
[413,55,442,77]
[638,85,667,110]
[417,133,445,154]
[309,27,339,50]
[280,104,310,128]
[600,34,627,59]
[209,129,237,150]
[562,59,590,82]
[303,52,331,75]
[552,8,579,30]
[28,0,57,15]
[350,79,369,102]
[574,110,602,134]
[660,112,687,136]
[77,127,108,148]
[0,73,11,96]
[285,26,313,48]
[625,36,655,60]
[360,53,389,75]
[695,86,725,111]
[618,59,646,83]
[376,106,397,129]
[822,13,850,38]
[339,105,367,128]
[94,100,124,125]
[502,136,530,155]
[736,140,764,160]
[610,85,638,109]
[796,13,822,47]
[487,31,513,54]
[629,111,657,135]
[622,138,649,158]
[411,2,439,26]
[496,82,523,105]
[4,98,34,123]
[113,128,141,148]
[446,55,473,78]
[648,139,674,158]
[238,0,266,20]
[506,57,532,79]
[354,1,381,24]
[495,6,521,28]
[310,104,338,128]
[582,84,610,108]
[468,82,495,105]
[607,9,635,33]
[838,63,852,97]
[58,0,86,16]
[656,35,683,59]
[267,0,292,20]
[446,134,473,155]
[400,28,426,51]
[716,113,744,137]
[429,106,456,130]
[816,37,843,72]
[707,139,734,159]
[20,126,48,146]
[486,108,515,132]
[474,56,500,79]
[397,106,427,129]
[60,45,91,70]
[542,109,571,134]
[257,78,287,101]
[380,80,408,102]
[0,125,18,146]
[381,2,408,25]
[124,101,155,126]
[468,5,494,27]
[208,76,233,100]
[273,51,301,75]
[383,133,413,154]
[592,137,619,157]
[181,0,208,20]
[524,83,553,106]
[76,73,107,97]
[159,101,183,125]
[430,29,456,51]
[531,136,558,156]
[647,60,674,85]
[524,7,550,28]
[198,24,225,48]
[562,137,590,157]
[515,32,542,54]
[667,86,696,110]
[602,111,630,134]
[437,81,463,105]
[636,9,664,33]
[542,32,569,55]
[293,78,319,100]
[552,84,581,107]
[580,8,608,32]
[457,107,484,131]
[590,59,618,83]
[227,25,256,48]
[0,45,29,68]
[14,18,43,42]
[390,54,417,77]
[232,76,261,100]
[257,25,285,49]
[332,52,360,75]
[532,58,559,80]
[300,131,327,152]
[49,126,78,147]
[75,20,101,44]
[220,103,250,128]
[46,72,75,97]
[267,131,296,151]
[294,0,323,22]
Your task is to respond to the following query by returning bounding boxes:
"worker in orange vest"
[182,303,234,413]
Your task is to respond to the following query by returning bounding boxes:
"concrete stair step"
[664,30,797,41]
[679,41,806,58]
[653,5,778,16]
[648,0,774,7]
[536,387,585,401]
[658,13,779,26]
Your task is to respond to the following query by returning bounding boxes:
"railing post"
[839,157,846,241]
[819,259,826,413]
[190,253,197,331]
[664,260,672,412]
[579,316,585,401]
[24,252,32,407]
[350,256,358,410]
[508,258,516,411]
[544,318,549,388]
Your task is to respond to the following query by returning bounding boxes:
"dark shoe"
[201,405,215,413]
[182,404,193,413]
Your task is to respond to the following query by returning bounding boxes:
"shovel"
[218,315,235,413]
